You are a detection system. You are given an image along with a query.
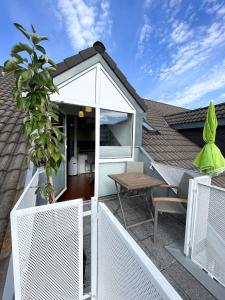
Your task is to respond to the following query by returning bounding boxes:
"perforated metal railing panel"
[15,171,39,210]
[97,203,182,300]
[11,199,83,300]
[191,183,225,287]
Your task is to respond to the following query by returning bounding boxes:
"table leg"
[145,188,154,221]
[149,188,154,208]
[113,184,156,230]
[114,182,128,228]
[115,182,127,229]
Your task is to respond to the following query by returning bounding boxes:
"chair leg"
[145,189,154,221]
[154,204,158,243]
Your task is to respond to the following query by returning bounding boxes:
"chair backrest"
[177,172,193,199]
[87,152,95,164]
[126,162,144,173]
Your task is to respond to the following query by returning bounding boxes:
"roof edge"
[53,42,147,112]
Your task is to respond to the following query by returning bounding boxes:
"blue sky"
[1,0,225,109]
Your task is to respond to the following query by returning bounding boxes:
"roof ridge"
[166,101,225,118]
[144,98,188,110]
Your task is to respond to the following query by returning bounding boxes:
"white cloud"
[171,21,193,43]
[166,65,225,106]
[160,20,225,80]
[166,0,182,23]
[56,0,111,50]
[201,0,225,15]
[140,64,153,75]
[136,15,151,58]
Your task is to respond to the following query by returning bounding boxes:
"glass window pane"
[100,109,133,158]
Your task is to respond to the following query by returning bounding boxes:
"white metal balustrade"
[97,203,182,300]
[190,182,225,288]
[11,172,182,300]
[11,171,83,300]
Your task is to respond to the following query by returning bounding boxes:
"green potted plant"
[3,23,64,203]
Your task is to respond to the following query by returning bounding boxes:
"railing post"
[91,197,98,299]
[184,179,196,256]
[184,175,211,257]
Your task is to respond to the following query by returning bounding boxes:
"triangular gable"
[51,66,97,106]
[99,67,134,112]
[51,62,134,112]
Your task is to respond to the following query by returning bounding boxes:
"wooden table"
[109,173,164,229]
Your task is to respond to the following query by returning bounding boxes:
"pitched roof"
[53,41,147,112]
[166,102,225,126]
[142,99,225,189]
[143,99,189,117]
[0,67,27,294]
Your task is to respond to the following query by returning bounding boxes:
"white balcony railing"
[11,171,181,300]
[11,171,83,300]
[96,202,182,300]
[189,180,225,288]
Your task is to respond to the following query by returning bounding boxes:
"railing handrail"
[11,169,39,212]
[197,181,225,193]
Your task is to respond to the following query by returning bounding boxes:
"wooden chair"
[152,172,193,242]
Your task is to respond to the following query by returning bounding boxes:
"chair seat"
[153,198,186,214]
[153,197,187,203]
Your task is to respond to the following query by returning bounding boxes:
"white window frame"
[98,108,135,162]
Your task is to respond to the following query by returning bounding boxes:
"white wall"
[99,68,133,112]
[98,162,126,197]
[51,63,135,114]
[52,67,97,106]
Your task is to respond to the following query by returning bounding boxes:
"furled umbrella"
[193,100,225,176]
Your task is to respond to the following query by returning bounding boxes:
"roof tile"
[143,99,225,189]
[0,68,28,277]
[64,54,83,68]
[79,47,97,60]
[142,100,200,171]
[166,102,225,125]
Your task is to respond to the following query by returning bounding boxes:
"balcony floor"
[102,195,216,300]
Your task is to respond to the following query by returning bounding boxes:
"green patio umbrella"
[193,100,225,176]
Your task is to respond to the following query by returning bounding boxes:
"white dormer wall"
[51,54,145,197]
[51,62,135,113]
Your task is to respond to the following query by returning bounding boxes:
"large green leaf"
[31,24,36,33]
[3,60,18,72]
[11,43,33,56]
[14,23,30,39]
[14,53,28,63]
[35,44,46,54]
[17,69,34,89]
[48,59,57,68]
[31,33,48,44]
